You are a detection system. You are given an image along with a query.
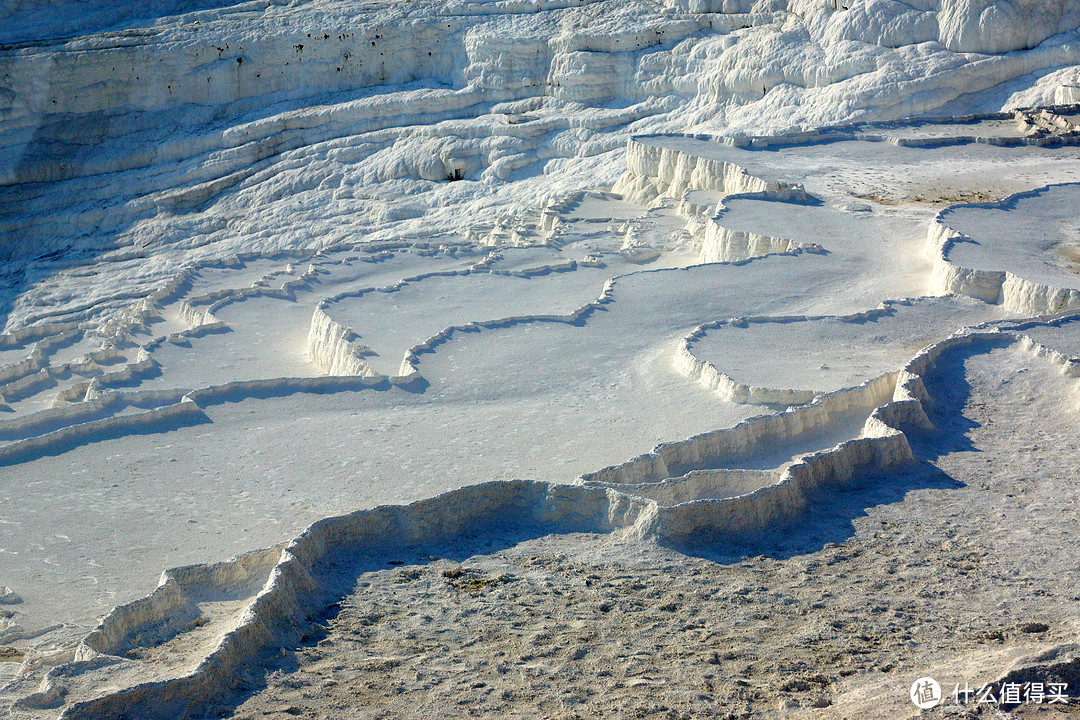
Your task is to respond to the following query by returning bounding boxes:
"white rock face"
[3,0,1080,717]
[806,0,1080,53]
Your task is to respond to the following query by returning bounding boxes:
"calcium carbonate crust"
[19,310,1078,719]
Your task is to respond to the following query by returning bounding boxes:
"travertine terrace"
[2,1,1080,718]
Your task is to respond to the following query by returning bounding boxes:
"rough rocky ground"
[206,342,1080,720]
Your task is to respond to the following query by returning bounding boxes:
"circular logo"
[910,677,942,709]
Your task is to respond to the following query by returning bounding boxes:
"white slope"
[1,0,1080,717]
[2,118,1078,718]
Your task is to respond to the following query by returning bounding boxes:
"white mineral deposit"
[2,0,1080,718]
